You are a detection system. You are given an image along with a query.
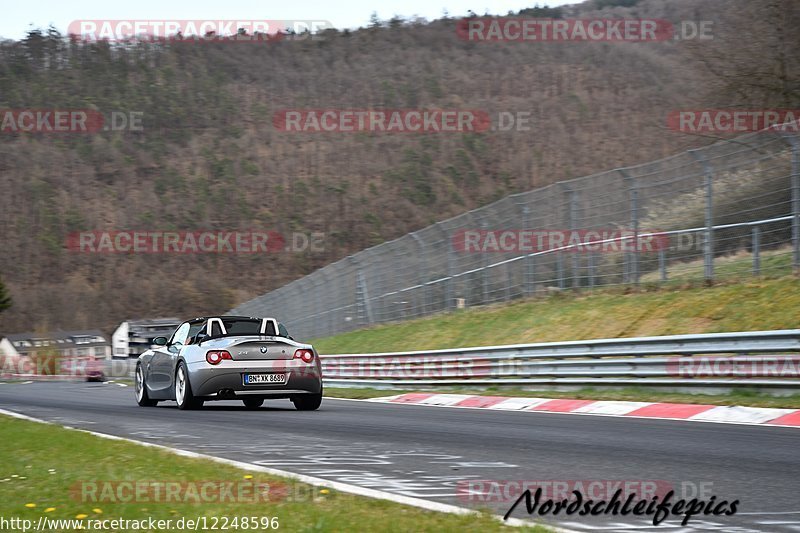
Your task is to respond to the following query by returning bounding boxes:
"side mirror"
[152,336,168,346]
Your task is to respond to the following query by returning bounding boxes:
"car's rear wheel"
[135,365,158,407]
[243,398,264,409]
[292,391,322,411]
[175,362,203,410]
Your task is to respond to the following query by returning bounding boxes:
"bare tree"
[687,0,800,108]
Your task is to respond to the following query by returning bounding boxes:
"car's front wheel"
[175,362,203,410]
[135,365,158,407]
[292,391,322,411]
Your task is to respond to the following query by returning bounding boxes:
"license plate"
[243,373,287,385]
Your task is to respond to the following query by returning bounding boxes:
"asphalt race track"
[1,381,798,532]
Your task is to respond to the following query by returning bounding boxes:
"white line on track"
[0,407,578,532]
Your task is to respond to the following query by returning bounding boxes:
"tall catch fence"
[232,125,800,340]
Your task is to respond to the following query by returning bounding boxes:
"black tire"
[135,364,158,407]
[175,361,203,410]
[292,391,322,411]
[243,398,264,409]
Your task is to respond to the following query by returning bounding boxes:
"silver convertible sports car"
[135,316,323,410]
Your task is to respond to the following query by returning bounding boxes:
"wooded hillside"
[0,0,797,333]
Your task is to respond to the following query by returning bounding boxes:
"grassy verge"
[640,247,793,284]
[325,386,800,409]
[313,276,800,354]
[0,416,545,532]
[313,272,799,409]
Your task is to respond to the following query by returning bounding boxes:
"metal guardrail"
[8,333,798,392]
[320,330,800,390]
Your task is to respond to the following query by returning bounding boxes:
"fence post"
[350,256,372,327]
[659,248,667,281]
[570,187,581,289]
[784,134,800,273]
[348,257,359,327]
[359,272,374,326]
[410,232,428,317]
[299,279,311,324]
[480,220,489,304]
[310,279,321,323]
[752,225,761,275]
[391,246,406,322]
[437,222,453,312]
[318,270,332,337]
[689,150,715,282]
[619,169,639,286]
[561,184,578,288]
[522,205,533,295]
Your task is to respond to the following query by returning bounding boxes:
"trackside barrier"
[319,330,800,391]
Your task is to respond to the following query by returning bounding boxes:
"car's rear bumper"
[187,359,322,399]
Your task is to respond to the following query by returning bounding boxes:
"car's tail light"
[293,349,314,363]
[206,350,232,365]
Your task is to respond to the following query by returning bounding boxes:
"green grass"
[640,247,793,284]
[313,270,800,408]
[313,276,800,354]
[326,386,800,409]
[0,416,546,532]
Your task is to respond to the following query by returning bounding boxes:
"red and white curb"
[366,393,800,428]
